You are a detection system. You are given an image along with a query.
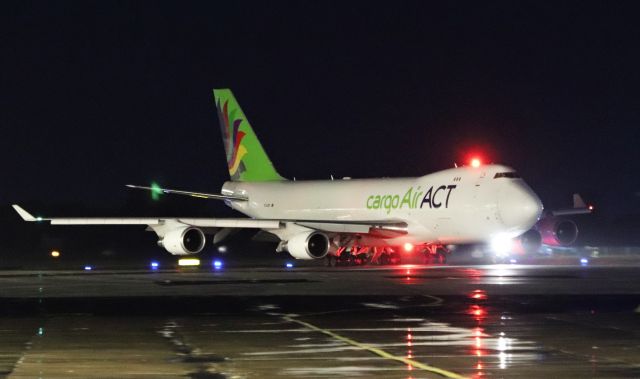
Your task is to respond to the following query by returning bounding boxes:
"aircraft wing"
[12,205,406,236]
[11,205,280,229]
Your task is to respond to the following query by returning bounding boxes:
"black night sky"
[2,1,640,245]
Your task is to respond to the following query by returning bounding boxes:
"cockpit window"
[494,172,520,179]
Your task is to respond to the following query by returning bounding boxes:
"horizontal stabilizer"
[126,184,247,201]
[551,193,593,216]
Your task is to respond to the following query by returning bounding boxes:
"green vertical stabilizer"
[213,89,285,182]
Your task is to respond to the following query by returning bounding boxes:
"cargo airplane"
[13,89,543,263]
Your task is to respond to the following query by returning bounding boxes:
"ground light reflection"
[251,309,537,377]
[406,327,413,372]
[470,289,487,300]
[396,264,417,283]
[472,329,486,377]
[497,332,513,369]
[465,290,527,377]
[468,305,486,322]
[469,289,488,378]
[458,268,483,283]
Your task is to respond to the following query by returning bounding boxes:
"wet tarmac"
[1,263,640,378]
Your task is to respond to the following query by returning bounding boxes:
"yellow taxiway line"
[282,315,467,379]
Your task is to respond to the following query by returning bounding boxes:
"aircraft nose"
[498,182,543,231]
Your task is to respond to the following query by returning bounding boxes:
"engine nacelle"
[518,229,543,254]
[286,231,330,260]
[537,217,578,246]
[159,227,206,255]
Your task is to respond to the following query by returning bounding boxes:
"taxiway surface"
[1,263,639,378]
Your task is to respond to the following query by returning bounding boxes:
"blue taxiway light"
[580,258,589,265]
[150,261,159,269]
[213,260,223,269]
[84,266,92,271]
[509,259,517,264]
[285,262,293,269]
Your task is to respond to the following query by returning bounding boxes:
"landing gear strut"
[420,245,448,264]
[325,244,449,266]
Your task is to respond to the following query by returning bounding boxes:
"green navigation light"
[151,182,163,201]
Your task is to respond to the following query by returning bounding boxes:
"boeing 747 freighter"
[13,89,543,263]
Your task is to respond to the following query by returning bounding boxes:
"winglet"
[12,205,39,222]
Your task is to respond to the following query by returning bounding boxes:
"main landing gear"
[326,245,448,267]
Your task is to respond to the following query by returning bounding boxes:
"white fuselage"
[221,164,543,246]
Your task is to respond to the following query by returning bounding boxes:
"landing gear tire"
[435,250,447,264]
[326,255,337,267]
[355,253,369,266]
[379,254,390,266]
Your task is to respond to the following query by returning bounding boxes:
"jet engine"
[158,226,206,255]
[518,229,543,254]
[286,231,330,259]
[537,217,578,246]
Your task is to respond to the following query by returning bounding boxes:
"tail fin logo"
[213,88,284,182]
[217,99,248,180]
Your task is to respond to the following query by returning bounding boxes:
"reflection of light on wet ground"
[281,366,408,376]
[483,265,517,285]
[244,344,360,355]
[405,268,412,282]
[3,264,640,378]
[464,294,533,375]
[383,318,425,323]
[361,303,399,310]
[457,268,484,280]
[406,328,413,372]
[468,305,487,322]
[497,334,513,369]
[470,287,488,376]
[470,289,487,300]
[472,326,486,376]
